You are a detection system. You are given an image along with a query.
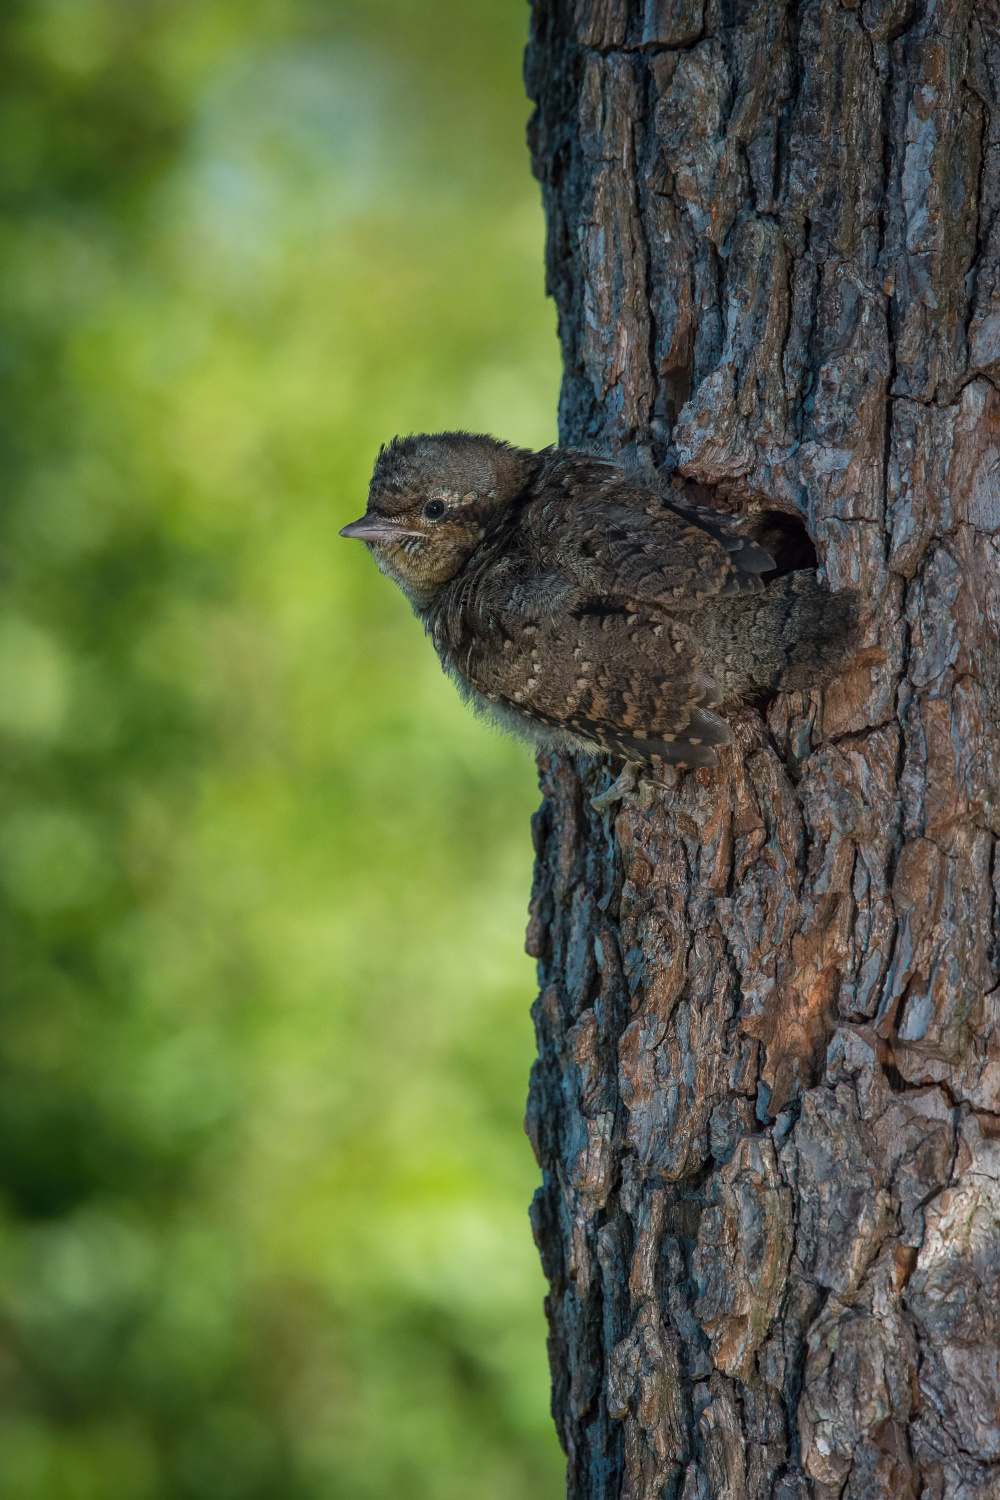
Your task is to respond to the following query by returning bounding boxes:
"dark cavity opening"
[748,510,817,576]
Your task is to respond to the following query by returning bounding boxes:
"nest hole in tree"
[748,509,818,577]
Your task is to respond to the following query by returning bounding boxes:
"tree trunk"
[523,3,1000,1498]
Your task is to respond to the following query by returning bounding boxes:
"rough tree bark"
[522,3,1000,1498]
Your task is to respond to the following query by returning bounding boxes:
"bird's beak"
[339,515,421,542]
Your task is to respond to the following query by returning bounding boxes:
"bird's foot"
[590,761,658,814]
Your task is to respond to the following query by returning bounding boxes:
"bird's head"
[340,432,538,610]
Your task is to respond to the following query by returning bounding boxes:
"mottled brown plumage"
[340,432,858,768]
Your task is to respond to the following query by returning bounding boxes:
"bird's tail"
[700,571,860,700]
[769,571,860,693]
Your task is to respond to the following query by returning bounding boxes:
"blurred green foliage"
[0,1,562,1495]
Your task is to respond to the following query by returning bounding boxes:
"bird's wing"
[530,464,774,608]
[657,483,777,581]
[445,602,732,767]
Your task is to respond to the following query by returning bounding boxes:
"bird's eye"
[423,499,446,520]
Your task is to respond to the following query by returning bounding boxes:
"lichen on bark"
[523,2,1000,1496]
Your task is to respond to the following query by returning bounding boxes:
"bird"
[340,432,858,807]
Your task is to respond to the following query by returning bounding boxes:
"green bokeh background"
[0,2,563,1495]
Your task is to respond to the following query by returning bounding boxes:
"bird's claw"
[590,761,658,814]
